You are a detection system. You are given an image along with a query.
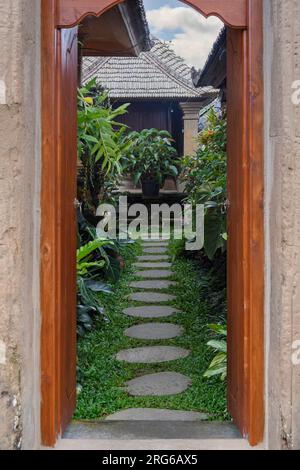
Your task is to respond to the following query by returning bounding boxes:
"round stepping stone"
[137,255,169,262]
[123,305,180,319]
[137,270,173,279]
[130,280,177,290]
[124,323,184,340]
[105,408,208,421]
[129,292,176,303]
[142,242,169,247]
[116,346,189,364]
[143,247,168,254]
[134,262,172,269]
[124,372,191,396]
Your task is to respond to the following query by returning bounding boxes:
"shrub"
[123,128,179,186]
[180,109,227,260]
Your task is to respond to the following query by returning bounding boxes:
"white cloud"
[146,6,223,68]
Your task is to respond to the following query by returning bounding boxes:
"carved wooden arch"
[57,0,247,29]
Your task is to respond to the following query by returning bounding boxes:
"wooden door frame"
[41,0,264,447]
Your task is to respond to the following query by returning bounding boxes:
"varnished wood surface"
[57,26,78,433]
[57,0,125,27]
[57,0,247,28]
[41,0,59,447]
[183,0,247,28]
[227,27,249,437]
[246,0,264,446]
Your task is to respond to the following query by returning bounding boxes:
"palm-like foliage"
[76,236,114,336]
[78,79,132,209]
[204,324,227,381]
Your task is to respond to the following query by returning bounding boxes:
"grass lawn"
[75,241,228,421]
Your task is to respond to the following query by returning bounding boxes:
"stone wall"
[264,0,300,450]
[0,0,41,450]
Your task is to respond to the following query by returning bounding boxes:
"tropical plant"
[180,109,227,260]
[77,239,108,276]
[204,323,227,381]
[76,237,115,336]
[123,128,179,186]
[77,79,132,211]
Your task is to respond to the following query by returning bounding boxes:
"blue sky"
[143,0,223,68]
[144,0,179,9]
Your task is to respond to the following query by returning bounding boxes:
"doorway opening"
[41,0,264,448]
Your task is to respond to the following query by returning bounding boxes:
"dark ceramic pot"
[141,178,160,197]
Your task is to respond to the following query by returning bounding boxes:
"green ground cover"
[75,242,228,421]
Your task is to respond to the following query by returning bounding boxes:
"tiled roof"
[192,27,226,88]
[82,39,216,100]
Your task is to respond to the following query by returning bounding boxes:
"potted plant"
[124,128,179,197]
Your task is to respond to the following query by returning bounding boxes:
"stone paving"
[116,345,190,364]
[109,240,204,421]
[124,372,191,396]
[129,292,176,303]
[129,280,177,290]
[136,269,173,279]
[124,323,184,340]
[123,305,179,318]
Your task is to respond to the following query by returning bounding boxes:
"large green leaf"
[204,209,224,260]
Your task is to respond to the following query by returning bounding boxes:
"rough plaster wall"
[265,0,300,450]
[0,0,40,450]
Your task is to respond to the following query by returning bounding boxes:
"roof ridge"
[144,47,202,97]
[151,39,191,76]
[84,56,111,82]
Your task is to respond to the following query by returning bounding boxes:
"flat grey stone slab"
[116,346,190,364]
[137,255,169,262]
[123,306,180,318]
[129,292,176,303]
[134,262,172,269]
[137,270,173,279]
[124,372,192,396]
[143,247,168,254]
[130,280,177,290]
[124,323,184,340]
[142,242,169,247]
[105,408,208,421]
[64,421,241,440]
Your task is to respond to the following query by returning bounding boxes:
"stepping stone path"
[136,270,173,279]
[123,306,179,318]
[105,408,208,421]
[137,255,169,261]
[133,262,172,268]
[142,242,169,247]
[114,240,204,419]
[124,372,191,396]
[124,323,184,340]
[130,280,177,290]
[143,247,169,254]
[116,346,190,364]
[129,292,176,303]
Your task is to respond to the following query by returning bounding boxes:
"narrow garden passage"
[74,237,228,425]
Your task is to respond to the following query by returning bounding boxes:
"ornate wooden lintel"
[57,0,247,29]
